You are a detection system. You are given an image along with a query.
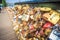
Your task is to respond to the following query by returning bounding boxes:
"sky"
[6,0,33,3]
[6,0,43,3]
[6,0,20,3]
[5,0,60,3]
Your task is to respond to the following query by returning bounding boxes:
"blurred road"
[0,10,18,40]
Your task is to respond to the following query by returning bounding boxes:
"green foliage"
[2,0,7,7]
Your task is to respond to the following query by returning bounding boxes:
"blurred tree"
[2,0,7,7]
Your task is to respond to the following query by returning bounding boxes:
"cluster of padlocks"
[7,5,60,40]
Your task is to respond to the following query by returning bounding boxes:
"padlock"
[16,31,19,35]
[33,37,38,40]
[45,28,51,36]
[43,10,60,24]
[39,30,44,36]
[29,38,33,40]
[41,37,44,40]
[34,13,41,21]
[29,24,34,30]
[40,7,51,11]
[33,23,38,29]
[22,14,29,21]
[36,34,41,39]
[30,15,34,20]
[13,25,19,32]
[24,26,29,30]
[39,19,46,27]
[22,21,27,26]
[43,22,52,29]
[26,33,34,39]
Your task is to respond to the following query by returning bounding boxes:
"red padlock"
[43,22,52,29]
